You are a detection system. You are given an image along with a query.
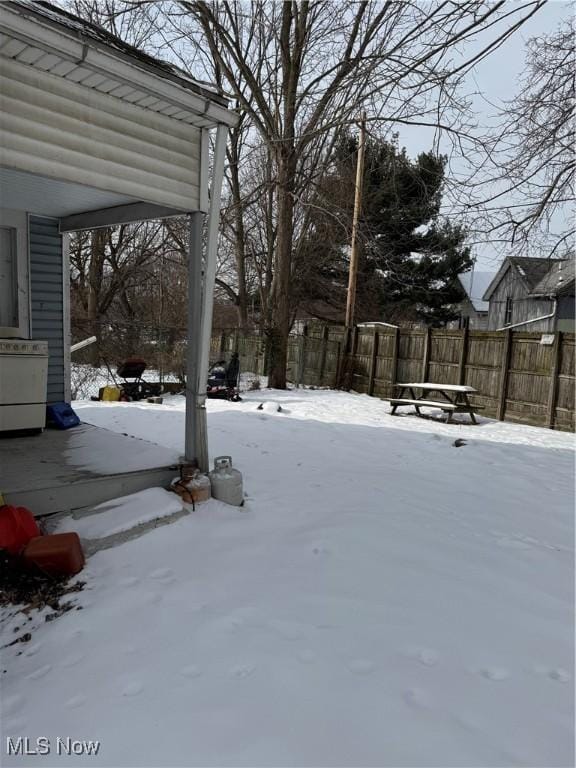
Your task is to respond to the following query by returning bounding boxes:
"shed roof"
[508,257,554,290]
[457,270,495,312]
[530,259,575,297]
[482,256,566,301]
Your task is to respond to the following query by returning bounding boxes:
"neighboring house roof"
[530,259,575,297]
[6,0,228,106]
[457,271,495,312]
[482,257,568,301]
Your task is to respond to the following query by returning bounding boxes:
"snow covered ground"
[2,389,574,767]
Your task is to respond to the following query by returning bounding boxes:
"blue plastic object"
[46,402,80,430]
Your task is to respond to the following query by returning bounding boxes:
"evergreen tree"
[295,134,471,326]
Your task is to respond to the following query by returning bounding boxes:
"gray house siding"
[557,296,575,332]
[29,215,65,403]
[486,265,555,331]
[456,297,488,330]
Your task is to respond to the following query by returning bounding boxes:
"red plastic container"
[23,533,85,576]
[0,505,40,555]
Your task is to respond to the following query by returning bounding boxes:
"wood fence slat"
[421,327,431,381]
[318,325,329,385]
[458,327,468,385]
[497,328,512,421]
[368,329,379,396]
[391,327,400,393]
[547,331,562,429]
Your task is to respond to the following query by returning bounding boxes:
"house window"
[504,296,513,326]
[0,226,18,329]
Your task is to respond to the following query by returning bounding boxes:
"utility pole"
[345,112,367,329]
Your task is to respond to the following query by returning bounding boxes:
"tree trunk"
[87,230,106,366]
[228,131,249,330]
[267,151,295,388]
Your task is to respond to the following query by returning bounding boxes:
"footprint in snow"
[149,567,175,583]
[416,649,439,667]
[122,681,144,697]
[348,658,376,675]
[480,667,510,681]
[26,664,52,681]
[548,667,571,683]
[65,694,87,709]
[180,665,202,679]
[311,542,335,556]
[60,653,85,669]
[23,643,43,657]
[230,664,256,679]
[119,576,139,587]
[404,687,430,710]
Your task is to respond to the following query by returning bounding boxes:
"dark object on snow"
[46,402,80,430]
[23,533,85,577]
[257,403,283,412]
[0,550,84,616]
[207,356,242,401]
[452,438,467,448]
[0,505,40,556]
[226,353,240,389]
[116,358,161,401]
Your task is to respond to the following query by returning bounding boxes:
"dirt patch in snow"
[0,552,85,633]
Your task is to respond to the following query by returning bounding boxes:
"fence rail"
[214,325,575,432]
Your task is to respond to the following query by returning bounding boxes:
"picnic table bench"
[390,383,482,424]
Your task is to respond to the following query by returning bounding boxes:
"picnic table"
[390,382,481,424]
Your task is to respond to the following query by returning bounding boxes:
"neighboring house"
[0,1,237,514]
[454,270,495,330]
[483,257,575,332]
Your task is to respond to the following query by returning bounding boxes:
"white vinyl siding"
[0,56,201,211]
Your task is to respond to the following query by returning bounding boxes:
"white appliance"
[0,339,48,431]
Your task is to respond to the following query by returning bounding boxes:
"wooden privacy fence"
[211,326,575,432]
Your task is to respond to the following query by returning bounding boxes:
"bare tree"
[475,19,575,258]
[67,0,548,385]
[160,0,544,387]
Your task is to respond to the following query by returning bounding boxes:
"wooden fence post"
[297,325,308,388]
[368,329,379,397]
[497,328,512,421]
[458,327,469,385]
[390,327,400,398]
[334,341,342,388]
[318,325,329,386]
[421,326,431,381]
[547,331,562,429]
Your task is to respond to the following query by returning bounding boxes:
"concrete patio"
[0,422,179,516]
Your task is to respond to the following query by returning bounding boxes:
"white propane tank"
[209,456,244,506]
